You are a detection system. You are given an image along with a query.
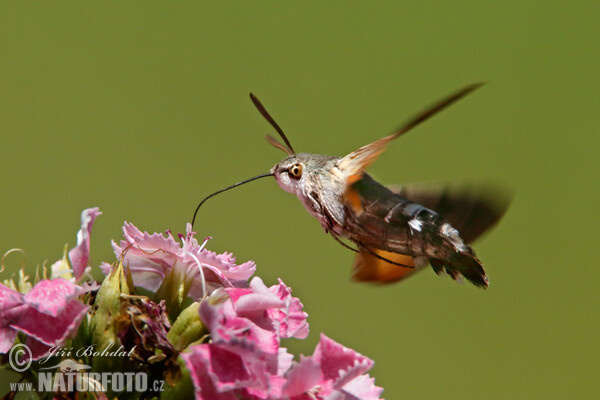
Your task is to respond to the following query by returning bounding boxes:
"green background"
[0,2,597,398]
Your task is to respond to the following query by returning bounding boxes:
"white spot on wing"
[440,223,467,251]
[408,218,423,232]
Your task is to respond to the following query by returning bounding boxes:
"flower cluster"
[184,278,382,399]
[0,208,384,399]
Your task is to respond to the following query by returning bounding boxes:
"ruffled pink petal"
[183,248,255,288]
[113,237,176,272]
[219,317,279,355]
[226,287,254,303]
[110,236,173,292]
[231,277,285,312]
[187,261,235,289]
[0,285,27,352]
[213,252,257,281]
[10,300,89,346]
[68,207,101,280]
[121,222,182,255]
[99,262,112,275]
[183,342,271,398]
[181,348,239,400]
[0,284,23,311]
[268,279,309,339]
[336,374,384,400]
[201,344,255,391]
[102,260,164,289]
[313,334,374,388]
[248,347,294,399]
[23,278,82,317]
[112,223,181,277]
[216,278,310,344]
[282,356,324,397]
[275,347,294,378]
[200,300,280,355]
[24,338,54,361]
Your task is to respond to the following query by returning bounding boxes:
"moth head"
[271,156,306,194]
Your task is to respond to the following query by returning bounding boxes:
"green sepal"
[167,302,208,352]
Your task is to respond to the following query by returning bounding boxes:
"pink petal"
[275,347,294,377]
[111,222,181,289]
[187,261,235,292]
[23,279,82,317]
[182,343,270,398]
[184,248,255,288]
[232,278,285,312]
[200,300,280,355]
[24,338,54,361]
[202,344,254,391]
[110,236,173,292]
[314,334,374,386]
[337,374,384,400]
[99,262,112,275]
[10,300,89,346]
[0,285,25,352]
[68,207,101,280]
[181,348,240,400]
[0,284,23,312]
[220,278,309,342]
[269,279,309,339]
[226,287,254,303]
[282,356,324,397]
[121,222,182,256]
[0,328,18,353]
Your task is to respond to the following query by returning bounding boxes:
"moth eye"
[289,163,303,179]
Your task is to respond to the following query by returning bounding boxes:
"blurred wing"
[389,183,512,243]
[338,83,484,185]
[338,133,399,185]
[352,248,424,283]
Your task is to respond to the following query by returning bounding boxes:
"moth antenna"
[265,134,294,156]
[393,82,485,138]
[191,172,273,228]
[250,93,296,155]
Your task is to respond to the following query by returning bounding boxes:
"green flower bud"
[167,302,208,352]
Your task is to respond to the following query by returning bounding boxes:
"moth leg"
[308,190,336,233]
[329,232,415,270]
[329,232,360,253]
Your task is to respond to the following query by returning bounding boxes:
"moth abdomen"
[381,204,489,287]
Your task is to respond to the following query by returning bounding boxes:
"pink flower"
[198,277,308,355]
[184,280,383,400]
[68,207,101,280]
[183,277,308,399]
[0,279,89,359]
[225,277,309,340]
[200,293,280,355]
[182,342,293,400]
[282,334,384,400]
[102,222,255,299]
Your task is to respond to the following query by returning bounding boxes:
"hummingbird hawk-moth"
[192,84,511,288]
